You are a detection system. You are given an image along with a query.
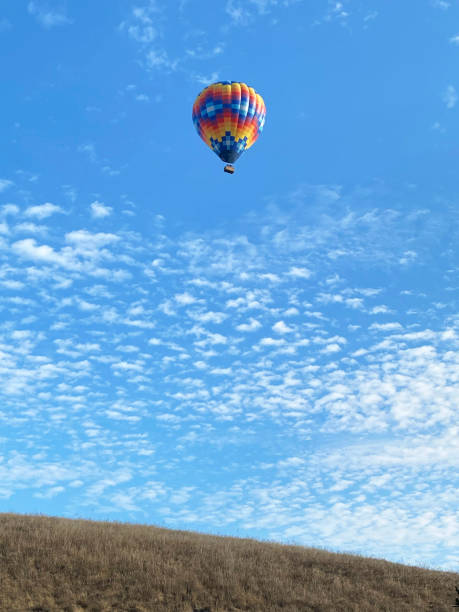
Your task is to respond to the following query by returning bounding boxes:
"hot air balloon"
[192,81,266,174]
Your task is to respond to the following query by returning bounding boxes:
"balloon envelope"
[192,81,266,164]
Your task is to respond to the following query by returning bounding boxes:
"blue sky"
[1,0,458,573]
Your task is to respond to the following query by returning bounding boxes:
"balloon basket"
[224,164,235,174]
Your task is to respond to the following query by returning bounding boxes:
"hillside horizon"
[1,512,457,611]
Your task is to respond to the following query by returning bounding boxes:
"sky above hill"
[1,0,458,573]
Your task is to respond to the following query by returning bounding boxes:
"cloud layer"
[1,180,458,572]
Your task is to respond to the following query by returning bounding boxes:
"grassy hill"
[0,513,457,611]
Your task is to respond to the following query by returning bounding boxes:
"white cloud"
[119,1,181,72]
[14,222,48,235]
[225,0,251,24]
[198,331,227,345]
[194,360,208,369]
[370,305,391,315]
[369,322,403,332]
[259,337,285,347]
[344,297,364,309]
[1,279,24,289]
[225,0,298,23]
[0,179,13,192]
[236,317,262,332]
[78,143,97,162]
[11,230,120,273]
[65,229,119,250]
[443,85,457,109]
[127,22,156,44]
[272,320,294,334]
[288,266,312,279]
[120,3,160,43]
[12,238,70,267]
[327,1,349,21]
[188,310,228,324]
[111,361,144,372]
[146,49,178,71]
[119,1,187,72]
[259,273,281,283]
[192,71,220,86]
[34,485,65,499]
[363,11,378,24]
[27,2,72,28]
[175,292,197,305]
[1,203,19,215]
[62,185,77,203]
[321,342,341,354]
[399,250,417,265]
[90,200,113,219]
[186,44,224,59]
[432,0,450,8]
[101,165,120,176]
[431,121,445,133]
[24,202,63,219]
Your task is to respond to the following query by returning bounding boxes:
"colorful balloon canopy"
[192,81,266,166]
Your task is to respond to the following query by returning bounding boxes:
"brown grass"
[0,512,457,611]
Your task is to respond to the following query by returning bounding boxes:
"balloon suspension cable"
[224,164,235,174]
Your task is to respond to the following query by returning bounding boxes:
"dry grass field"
[0,512,457,611]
